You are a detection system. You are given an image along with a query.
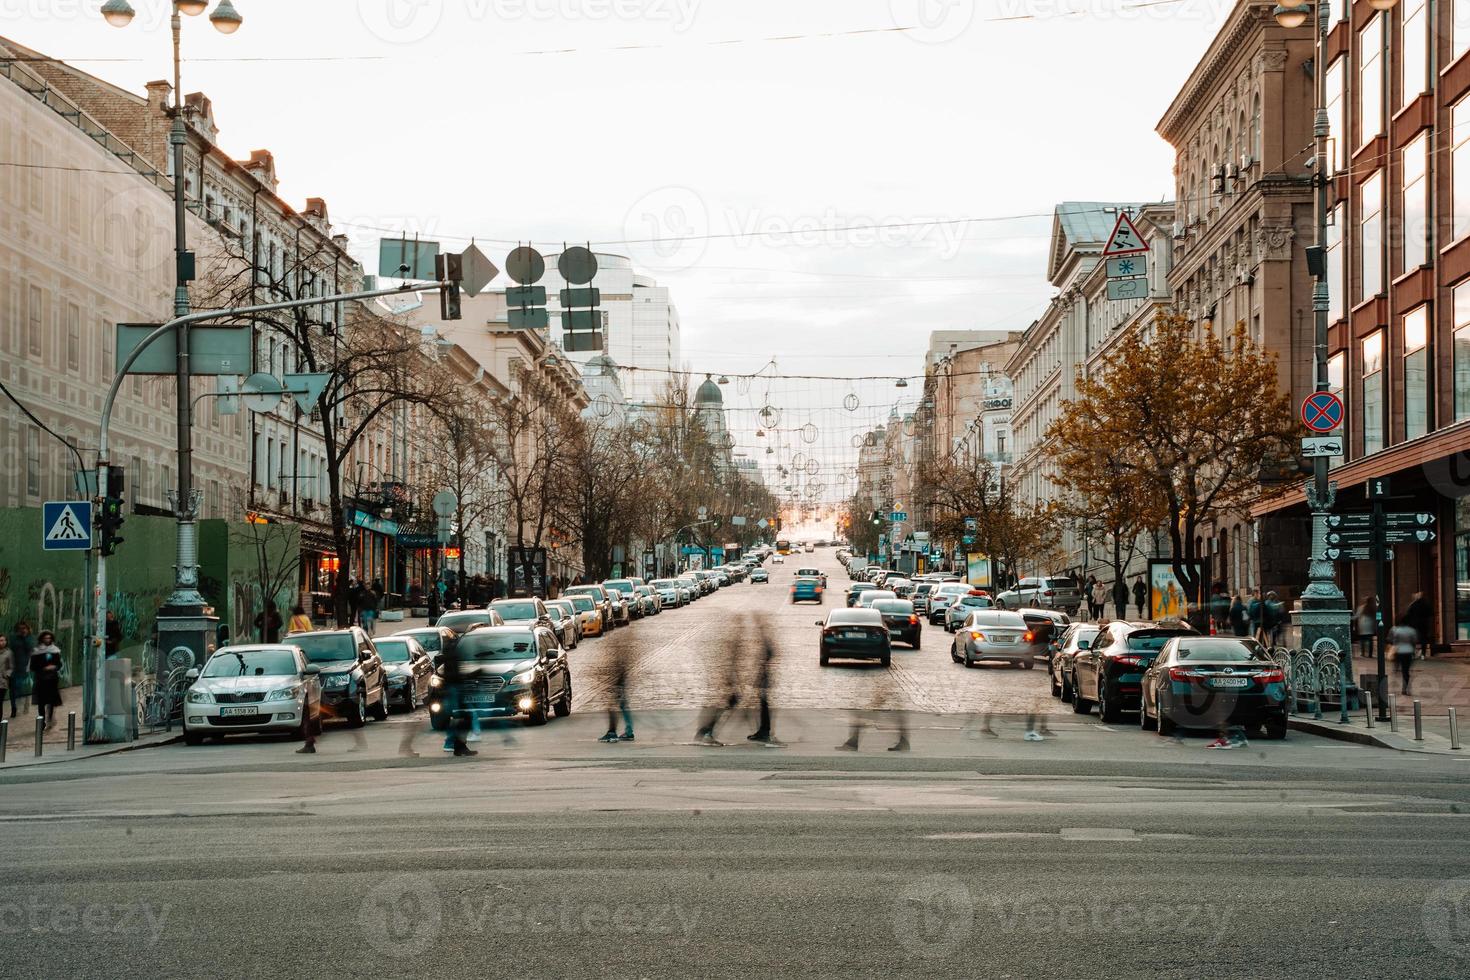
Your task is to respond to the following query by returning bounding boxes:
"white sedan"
[182,644,322,745]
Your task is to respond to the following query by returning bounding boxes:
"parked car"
[634,585,662,616]
[1050,624,1100,701]
[433,608,506,637]
[950,610,1040,668]
[944,592,996,632]
[390,625,458,669]
[750,568,770,584]
[1139,636,1288,739]
[887,579,915,599]
[543,604,580,649]
[872,598,922,649]
[791,575,825,604]
[817,609,892,667]
[286,627,389,727]
[912,582,936,614]
[602,579,641,618]
[1072,620,1199,722]
[650,578,689,607]
[182,644,322,745]
[430,625,572,728]
[369,635,435,711]
[563,585,615,627]
[995,576,1084,615]
[565,594,604,638]
[545,599,584,644]
[676,575,703,600]
[490,597,554,632]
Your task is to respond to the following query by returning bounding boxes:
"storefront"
[348,508,399,600]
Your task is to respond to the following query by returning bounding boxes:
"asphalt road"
[4,549,1470,979]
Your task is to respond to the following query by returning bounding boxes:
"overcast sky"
[6,0,1232,506]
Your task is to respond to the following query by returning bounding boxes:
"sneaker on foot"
[618,731,635,741]
[466,731,482,743]
[452,746,478,757]
[1206,736,1233,749]
[695,733,723,747]
[834,741,859,752]
[295,745,316,754]
[1023,731,1045,742]
[747,733,771,742]
[598,732,620,743]
[888,739,911,752]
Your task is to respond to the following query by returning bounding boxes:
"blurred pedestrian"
[0,635,11,719]
[599,628,637,744]
[1090,578,1108,621]
[1354,597,1378,658]
[104,610,123,658]
[254,600,282,644]
[1112,577,1129,619]
[287,605,313,634]
[695,628,745,746]
[746,612,782,745]
[1133,576,1148,619]
[359,585,380,637]
[1248,589,1265,642]
[1263,591,1285,647]
[30,630,63,730]
[347,578,363,625]
[7,620,33,718]
[1390,617,1417,695]
[1404,592,1432,660]
[836,661,909,753]
[1228,592,1249,636]
[438,630,476,756]
[1209,583,1230,634]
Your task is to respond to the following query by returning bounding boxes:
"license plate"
[219,706,258,717]
[841,630,869,640]
[1210,677,1250,688]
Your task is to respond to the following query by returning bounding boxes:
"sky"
[3,0,1235,507]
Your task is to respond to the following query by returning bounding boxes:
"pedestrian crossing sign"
[42,500,93,551]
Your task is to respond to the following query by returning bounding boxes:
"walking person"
[29,630,63,730]
[598,627,637,744]
[7,620,34,719]
[104,610,123,658]
[1229,592,1249,637]
[1247,590,1265,644]
[695,629,746,746]
[0,635,12,729]
[1209,583,1231,635]
[1263,591,1286,647]
[1354,597,1378,659]
[1390,617,1418,695]
[746,612,782,745]
[287,604,313,634]
[1133,576,1148,619]
[359,584,380,637]
[439,632,476,757]
[253,600,282,644]
[1090,578,1108,622]
[1403,591,1433,660]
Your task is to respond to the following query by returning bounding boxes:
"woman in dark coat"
[29,630,64,729]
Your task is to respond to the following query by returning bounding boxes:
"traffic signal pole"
[87,278,451,743]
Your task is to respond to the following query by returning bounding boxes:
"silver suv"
[995,576,1083,615]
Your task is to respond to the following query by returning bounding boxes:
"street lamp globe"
[1272,3,1309,27]
[100,0,137,27]
[210,0,244,33]
[176,0,209,15]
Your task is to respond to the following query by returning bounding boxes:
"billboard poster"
[966,553,992,589]
[1148,559,1206,621]
[507,546,548,598]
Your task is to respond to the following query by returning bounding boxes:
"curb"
[0,733,180,772]
[1289,717,1460,755]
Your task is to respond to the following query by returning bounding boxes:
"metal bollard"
[1389,696,1399,733]
[1450,708,1462,751]
[33,715,43,757]
[1413,700,1424,741]
[0,719,7,763]
[66,712,76,752]
[1364,690,1375,729]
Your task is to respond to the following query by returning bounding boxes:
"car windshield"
[569,596,594,612]
[458,632,538,660]
[873,600,913,614]
[1128,630,1193,651]
[566,587,605,601]
[373,640,412,663]
[401,631,441,651]
[202,649,297,678]
[494,601,540,621]
[1046,578,1079,589]
[437,612,489,631]
[546,607,565,621]
[969,611,1027,628]
[604,581,634,594]
[958,596,993,608]
[289,633,356,665]
[1177,639,1269,661]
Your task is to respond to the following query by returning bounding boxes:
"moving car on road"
[950,610,1040,668]
[285,627,389,727]
[370,635,435,711]
[927,583,972,625]
[943,592,995,632]
[796,567,827,587]
[430,625,572,728]
[183,644,322,745]
[817,608,892,667]
[1140,636,1288,739]
[749,568,770,584]
[857,589,898,609]
[791,575,825,604]
[872,598,922,648]
[1072,620,1198,722]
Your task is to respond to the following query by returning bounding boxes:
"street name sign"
[890,511,908,523]
[1100,211,1149,256]
[1301,435,1344,458]
[1384,528,1436,544]
[1325,529,1374,547]
[1325,513,1373,529]
[1301,391,1344,433]
[42,500,92,551]
[1382,512,1435,529]
[1324,546,1392,562]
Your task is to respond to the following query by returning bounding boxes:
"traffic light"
[99,495,126,557]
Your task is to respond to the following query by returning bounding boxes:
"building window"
[1403,0,1428,107]
[1404,306,1429,441]
[66,303,79,372]
[1458,0,1470,65]
[1456,281,1470,420]
[1360,172,1384,299]
[1251,94,1260,160]
[25,427,40,498]
[1456,497,1470,639]
[27,284,41,356]
[1326,58,1345,174]
[1328,351,1345,398]
[1456,98,1470,242]
[1403,132,1429,270]
[1359,15,1383,147]
[1327,204,1344,322]
[1362,330,1386,456]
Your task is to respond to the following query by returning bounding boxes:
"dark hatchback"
[1072,621,1198,722]
[1140,636,1289,738]
[429,626,572,728]
[845,582,879,608]
[818,609,892,667]
[871,599,922,649]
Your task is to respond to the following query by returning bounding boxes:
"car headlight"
[186,689,212,704]
[510,669,536,686]
[430,674,444,688]
[323,673,351,689]
[265,686,302,702]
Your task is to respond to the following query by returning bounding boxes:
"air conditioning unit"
[1240,154,1255,169]
[1237,269,1255,286]
[302,497,315,512]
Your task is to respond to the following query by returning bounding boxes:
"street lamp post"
[1275,0,1397,722]
[103,0,243,687]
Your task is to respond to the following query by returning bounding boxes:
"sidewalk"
[1,682,87,757]
[1290,705,1466,755]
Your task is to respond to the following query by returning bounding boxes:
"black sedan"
[430,626,572,728]
[1072,621,1197,722]
[872,599,922,649]
[370,636,435,711]
[817,609,892,667]
[845,582,879,608]
[1140,636,1288,739]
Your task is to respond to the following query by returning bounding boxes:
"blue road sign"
[1301,391,1344,433]
[42,500,93,551]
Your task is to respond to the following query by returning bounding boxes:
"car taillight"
[1044,589,1056,596]
[909,616,919,625]
[1257,669,1286,683]
[1168,666,1203,681]
[1114,655,1144,667]
[971,631,986,641]
[1023,630,1035,642]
